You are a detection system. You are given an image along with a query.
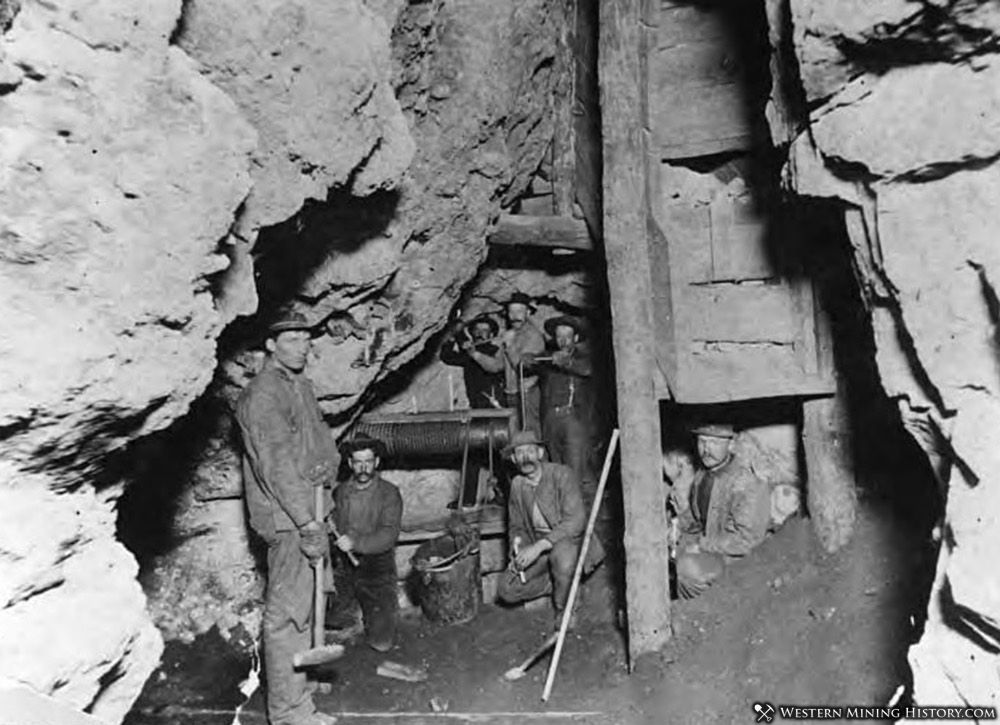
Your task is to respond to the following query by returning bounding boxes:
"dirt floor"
[126,493,933,725]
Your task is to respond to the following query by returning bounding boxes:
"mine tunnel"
[1,0,998,723]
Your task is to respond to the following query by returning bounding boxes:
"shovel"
[292,485,346,669]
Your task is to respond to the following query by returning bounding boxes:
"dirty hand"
[514,540,546,570]
[335,534,355,553]
[551,350,571,367]
[299,521,329,561]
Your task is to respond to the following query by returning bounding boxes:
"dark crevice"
[0,0,20,33]
[168,0,192,46]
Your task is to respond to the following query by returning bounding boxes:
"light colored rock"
[0,0,256,473]
[177,0,414,233]
[811,61,1000,179]
[0,0,258,720]
[0,471,163,722]
[775,0,1000,707]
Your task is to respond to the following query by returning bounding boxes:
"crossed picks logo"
[754,702,775,722]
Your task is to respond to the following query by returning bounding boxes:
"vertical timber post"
[551,0,577,216]
[599,0,672,661]
[802,388,857,553]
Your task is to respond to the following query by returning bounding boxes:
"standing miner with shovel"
[235,311,342,725]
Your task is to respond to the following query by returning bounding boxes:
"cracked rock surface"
[127,0,570,658]
[0,0,410,720]
[770,0,1000,708]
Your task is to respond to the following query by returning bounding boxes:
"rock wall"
[130,0,573,651]
[0,0,411,720]
[768,0,1000,709]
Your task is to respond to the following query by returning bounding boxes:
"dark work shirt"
[333,475,402,556]
[441,339,503,408]
[539,343,595,422]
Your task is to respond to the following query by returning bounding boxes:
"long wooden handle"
[542,428,621,702]
[312,485,325,648]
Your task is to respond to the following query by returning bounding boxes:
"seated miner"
[674,423,771,600]
[499,292,546,434]
[535,315,598,506]
[498,430,604,630]
[330,434,403,653]
[440,313,504,409]
[234,311,340,725]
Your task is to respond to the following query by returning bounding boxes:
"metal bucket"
[412,535,481,625]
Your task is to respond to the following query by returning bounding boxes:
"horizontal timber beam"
[487,213,593,251]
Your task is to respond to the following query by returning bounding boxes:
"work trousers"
[262,530,319,725]
[497,537,579,614]
[334,550,399,651]
[675,551,724,599]
[543,410,596,508]
[507,384,541,436]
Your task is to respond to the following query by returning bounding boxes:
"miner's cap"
[468,314,500,337]
[504,291,536,310]
[691,423,736,439]
[543,315,586,341]
[503,429,548,457]
[267,311,314,336]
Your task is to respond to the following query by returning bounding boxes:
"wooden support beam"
[487,213,593,251]
[551,0,577,216]
[599,0,672,662]
[802,391,857,553]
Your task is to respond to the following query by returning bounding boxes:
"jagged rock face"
[0,0,411,721]
[219,0,568,418]
[132,0,570,647]
[770,0,1000,708]
[176,0,415,234]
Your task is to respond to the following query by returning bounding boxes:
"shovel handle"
[312,486,326,648]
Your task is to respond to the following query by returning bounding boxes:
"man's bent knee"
[549,540,580,577]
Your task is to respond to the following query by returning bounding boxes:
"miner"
[331,434,403,653]
[536,315,598,506]
[498,430,604,630]
[234,311,340,725]
[499,292,546,434]
[674,423,771,599]
[440,313,504,409]
[440,313,505,507]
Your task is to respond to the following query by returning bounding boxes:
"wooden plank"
[657,3,728,48]
[673,341,835,402]
[552,0,576,216]
[684,283,801,342]
[574,0,602,239]
[660,134,754,160]
[600,0,672,662]
[487,213,592,250]
[652,81,752,159]
[709,197,773,281]
[654,40,742,88]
